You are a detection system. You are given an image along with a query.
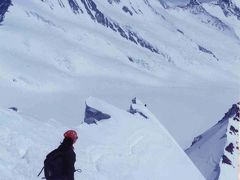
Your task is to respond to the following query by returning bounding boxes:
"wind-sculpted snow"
[0,0,11,24]
[0,98,205,180]
[186,102,240,180]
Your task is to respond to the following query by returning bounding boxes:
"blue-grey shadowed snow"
[198,45,219,61]
[84,104,111,124]
[213,165,220,180]
[68,0,83,14]
[122,6,133,16]
[129,97,148,119]
[0,0,12,24]
[79,0,159,54]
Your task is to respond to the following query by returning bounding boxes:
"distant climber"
[38,130,78,180]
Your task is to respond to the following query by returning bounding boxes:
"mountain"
[186,102,240,180]
[0,0,239,150]
[218,0,240,19]
[0,97,205,180]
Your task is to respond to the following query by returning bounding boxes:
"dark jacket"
[47,138,76,180]
[58,137,76,180]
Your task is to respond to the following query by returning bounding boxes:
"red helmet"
[64,130,78,143]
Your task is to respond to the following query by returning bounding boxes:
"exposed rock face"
[0,0,12,23]
[189,0,201,6]
[181,0,230,31]
[8,107,18,112]
[225,143,234,154]
[222,155,232,165]
[218,0,240,19]
[84,99,111,124]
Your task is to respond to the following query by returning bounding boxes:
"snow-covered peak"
[186,102,240,180]
[218,0,240,19]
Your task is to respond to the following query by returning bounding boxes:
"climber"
[38,130,78,180]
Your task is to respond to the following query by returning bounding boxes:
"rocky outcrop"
[218,0,240,19]
[186,102,240,180]
[0,0,12,24]
[84,98,111,124]
[129,97,148,119]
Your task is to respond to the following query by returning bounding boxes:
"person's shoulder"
[46,148,59,157]
[65,147,76,156]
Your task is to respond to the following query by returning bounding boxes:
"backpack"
[44,149,65,179]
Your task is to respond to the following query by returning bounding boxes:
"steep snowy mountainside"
[1,0,239,86]
[0,0,239,149]
[200,0,240,38]
[0,97,205,180]
[186,102,240,180]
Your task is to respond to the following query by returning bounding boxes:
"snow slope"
[0,0,239,149]
[0,97,205,180]
[186,102,240,180]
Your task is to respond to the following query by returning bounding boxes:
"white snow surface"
[0,0,239,149]
[0,97,205,180]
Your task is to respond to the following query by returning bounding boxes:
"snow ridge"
[0,97,205,180]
